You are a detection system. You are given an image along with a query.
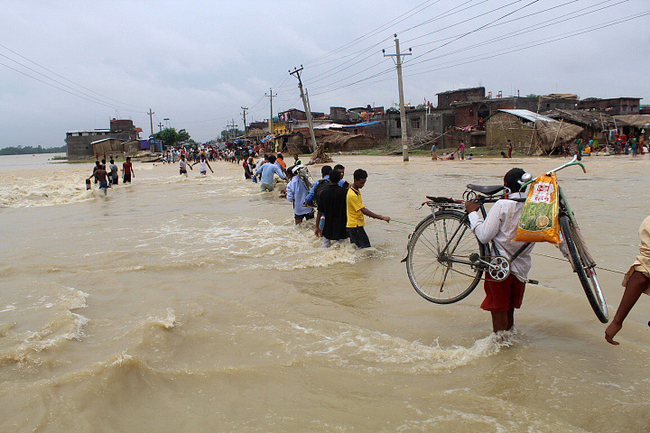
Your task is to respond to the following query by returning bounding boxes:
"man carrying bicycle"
[465,168,535,334]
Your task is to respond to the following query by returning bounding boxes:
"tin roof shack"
[577,97,642,115]
[544,109,616,145]
[486,109,582,155]
[334,121,386,146]
[91,138,127,156]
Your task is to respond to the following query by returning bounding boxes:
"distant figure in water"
[123,156,134,183]
[109,159,119,185]
[192,154,213,175]
[179,154,192,176]
[605,215,650,345]
[88,165,110,196]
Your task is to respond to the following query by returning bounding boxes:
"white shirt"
[467,191,534,282]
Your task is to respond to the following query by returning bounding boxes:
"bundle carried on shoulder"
[515,173,561,245]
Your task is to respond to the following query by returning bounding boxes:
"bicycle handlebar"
[521,155,586,188]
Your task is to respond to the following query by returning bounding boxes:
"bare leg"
[491,311,510,333]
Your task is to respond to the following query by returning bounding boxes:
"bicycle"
[404,156,609,323]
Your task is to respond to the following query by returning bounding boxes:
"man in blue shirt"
[286,166,314,224]
[254,154,285,192]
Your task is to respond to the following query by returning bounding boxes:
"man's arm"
[605,271,650,345]
[465,201,502,244]
[286,179,295,202]
[360,207,390,222]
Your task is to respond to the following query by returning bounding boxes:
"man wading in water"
[464,168,534,333]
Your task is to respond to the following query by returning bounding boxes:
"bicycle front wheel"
[559,214,609,323]
[406,211,486,304]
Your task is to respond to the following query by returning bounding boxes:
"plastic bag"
[515,173,560,245]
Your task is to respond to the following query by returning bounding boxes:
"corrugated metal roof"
[498,109,557,123]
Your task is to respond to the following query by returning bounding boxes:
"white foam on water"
[0,286,89,365]
[137,215,370,272]
[240,318,519,375]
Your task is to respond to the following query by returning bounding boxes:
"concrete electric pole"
[147,108,155,138]
[289,66,317,153]
[241,106,248,134]
[265,88,277,135]
[383,34,412,162]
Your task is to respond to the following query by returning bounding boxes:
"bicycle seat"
[466,184,504,195]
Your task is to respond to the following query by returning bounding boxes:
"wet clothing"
[286,176,312,218]
[346,186,365,228]
[255,162,285,186]
[318,183,349,242]
[481,274,526,311]
[468,191,533,282]
[109,163,118,184]
[468,191,534,312]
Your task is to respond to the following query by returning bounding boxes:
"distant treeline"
[0,145,66,155]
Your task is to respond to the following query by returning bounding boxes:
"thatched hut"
[544,109,616,144]
[486,109,582,155]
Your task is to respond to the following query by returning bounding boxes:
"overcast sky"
[2,0,649,147]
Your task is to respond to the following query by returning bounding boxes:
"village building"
[577,97,642,115]
[65,118,141,160]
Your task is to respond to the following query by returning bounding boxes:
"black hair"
[329,168,342,184]
[110,159,114,164]
[353,168,368,181]
[504,168,527,193]
[321,165,332,176]
[333,164,345,171]
[268,155,276,163]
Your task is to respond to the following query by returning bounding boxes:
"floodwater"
[0,152,649,432]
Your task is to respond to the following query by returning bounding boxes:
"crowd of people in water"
[87,156,135,195]
[160,143,391,249]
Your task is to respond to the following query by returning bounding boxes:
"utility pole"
[227,118,237,142]
[241,106,248,134]
[158,122,164,132]
[265,88,277,135]
[383,34,412,161]
[289,66,317,152]
[147,108,155,138]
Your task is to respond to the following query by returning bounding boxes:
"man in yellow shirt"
[346,169,390,248]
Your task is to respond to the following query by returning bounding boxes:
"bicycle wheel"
[406,211,486,304]
[559,214,609,323]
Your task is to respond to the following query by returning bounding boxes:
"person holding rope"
[464,168,534,334]
[605,214,650,345]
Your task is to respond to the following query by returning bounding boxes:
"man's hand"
[464,200,481,213]
[605,321,622,345]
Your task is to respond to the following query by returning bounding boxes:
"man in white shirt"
[465,168,534,333]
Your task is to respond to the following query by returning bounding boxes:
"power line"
[0,43,147,113]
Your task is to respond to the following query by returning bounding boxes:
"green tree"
[153,127,192,147]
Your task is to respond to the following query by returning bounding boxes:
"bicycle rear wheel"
[559,214,609,323]
[406,211,486,304]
